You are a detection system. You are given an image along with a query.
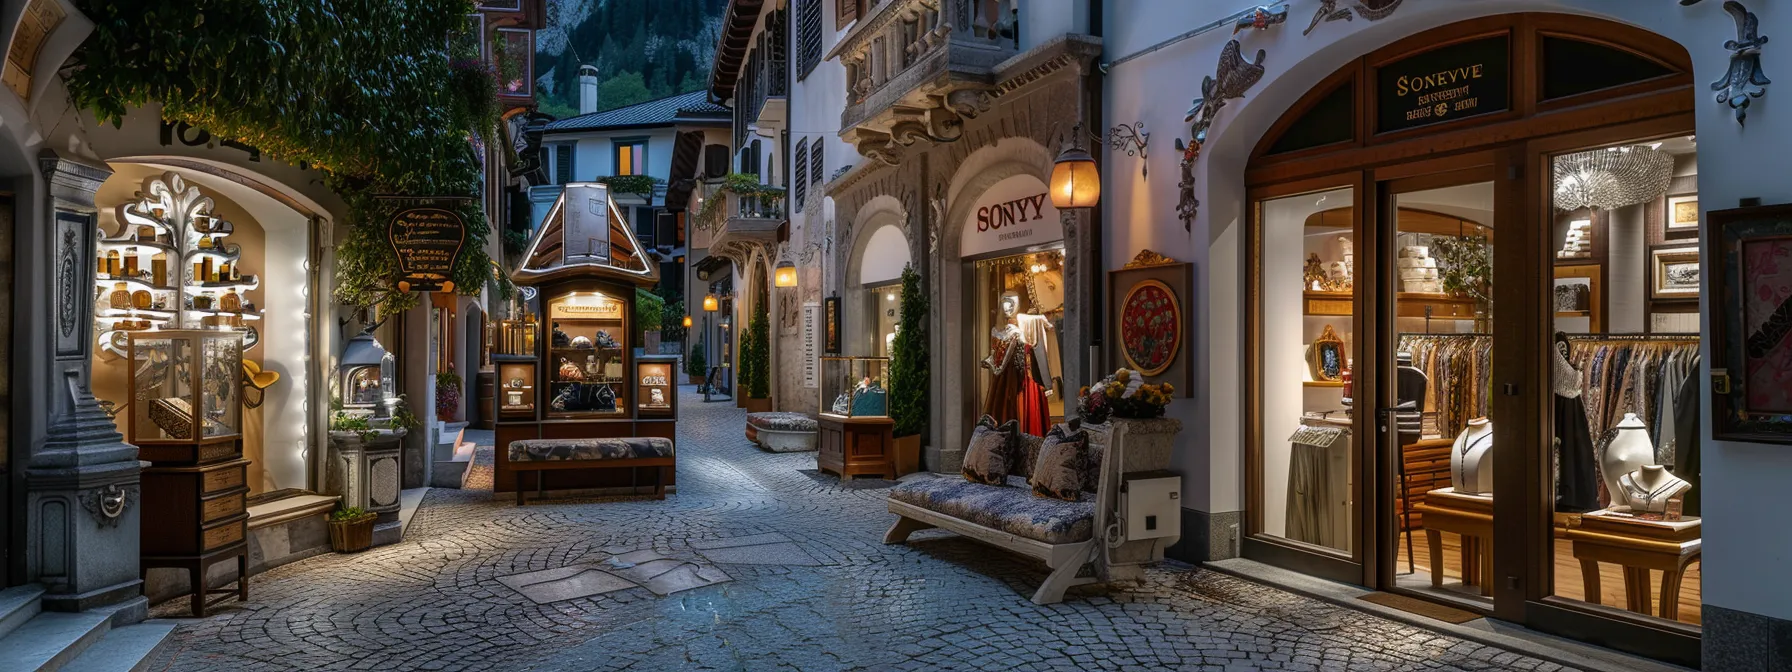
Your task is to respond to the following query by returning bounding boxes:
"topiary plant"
[686,342,707,379]
[744,298,771,399]
[889,264,929,438]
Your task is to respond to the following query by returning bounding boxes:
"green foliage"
[597,71,654,110]
[389,396,423,433]
[502,229,531,259]
[330,506,374,523]
[1434,234,1493,309]
[329,411,376,443]
[686,342,707,378]
[536,0,726,115]
[661,299,687,344]
[597,175,664,199]
[744,298,771,399]
[436,370,462,388]
[65,0,499,317]
[694,173,787,231]
[634,287,665,342]
[889,265,929,438]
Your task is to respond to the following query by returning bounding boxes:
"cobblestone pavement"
[148,387,1575,671]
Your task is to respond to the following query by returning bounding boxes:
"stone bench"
[745,412,819,453]
[508,437,675,504]
[884,422,1125,605]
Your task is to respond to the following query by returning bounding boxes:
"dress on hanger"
[983,326,1050,436]
[1553,344,1599,513]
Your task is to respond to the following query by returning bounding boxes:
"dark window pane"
[554,145,573,184]
[1542,36,1674,101]
[1265,83,1354,156]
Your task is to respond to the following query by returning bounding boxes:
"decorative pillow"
[961,415,1019,485]
[1030,423,1092,501]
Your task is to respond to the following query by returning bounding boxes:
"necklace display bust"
[1603,413,1654,508]
[1451,418,1494,495]
[1617,465,1691,514]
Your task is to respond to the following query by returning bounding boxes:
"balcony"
[694,179,785,259]
[827,0,1019,165]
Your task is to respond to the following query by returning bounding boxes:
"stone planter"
[326,428,408,534]
[328,514,376,553]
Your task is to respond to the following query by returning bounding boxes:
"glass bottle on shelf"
[136,224,155,241]
[151,252,168,286]
[109,282,131,309]
[584,355,600,379]
[229,264,241,282]
[123,247,139,276]
[218,261,231,282]
[132,289,151,310]
[220,289,242,312]
[193,292,214,310]
[198,234,214,250]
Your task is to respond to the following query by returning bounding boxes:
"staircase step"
[451,441,476,462]
[0,610,111,672]
[0,584,46,639]
[60,621,176,672]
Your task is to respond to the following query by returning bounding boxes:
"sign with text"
[960,174,1062,258]
[387,205,466,293]
[562,183,612,265]
[1376,35,1510,134]
[803,302,819,388]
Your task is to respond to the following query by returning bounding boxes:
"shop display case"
[636,355,678,418]
[819,355,891,418]
[544,290,630,418]
[128,330,244,456]
[496,357,538,419]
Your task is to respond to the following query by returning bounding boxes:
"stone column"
[1059,205,1093,407]
[25,152,147,619]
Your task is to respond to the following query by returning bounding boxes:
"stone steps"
[0,586,172,672]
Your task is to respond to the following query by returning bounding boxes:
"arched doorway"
[1240,13,1700,664]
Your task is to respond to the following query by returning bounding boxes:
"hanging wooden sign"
[1375,35,1510,134]
[388,205,466,293]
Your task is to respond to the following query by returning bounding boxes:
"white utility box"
[1121,470,1181,542]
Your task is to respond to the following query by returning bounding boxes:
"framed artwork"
[1650,245,1701,299]
[1307,325,1347,382]
[1108,249,1192,388]
[823,296,841,354]
[1667,193,1700,232]
[1552,264,1602,331]
[1710,204,1792,444]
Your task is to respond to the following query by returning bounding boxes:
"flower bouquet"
[1077,368,1174,424]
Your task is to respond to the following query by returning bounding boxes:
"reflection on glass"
[1258,187,1355,554]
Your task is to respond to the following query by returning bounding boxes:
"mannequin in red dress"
[981,292,1050,436]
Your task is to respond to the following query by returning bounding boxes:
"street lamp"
[774,257,798,288]
[701,294,719,401]
[682,315,692,328]
[1051,122,1101,209]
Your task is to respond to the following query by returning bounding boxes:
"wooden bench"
[746,412,819,453]
[508,437,675,505]
[883,422,1126,604]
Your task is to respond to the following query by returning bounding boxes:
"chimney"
[578,65,600,115]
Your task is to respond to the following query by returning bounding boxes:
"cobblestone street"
[147,388,1575,671]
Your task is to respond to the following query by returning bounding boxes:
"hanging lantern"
[774,258,798,287]
[1051,123,1101,209]
[703,294,719,312]
[682,315,693,328]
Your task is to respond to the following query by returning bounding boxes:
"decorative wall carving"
[59,228,77,339]
[81,483,136,528]
[1303,0,1405,36]
[1109,122,1149,180]
[1234,4,1289,34]
[1712,1,1770,126]
[1176,41,1267,232]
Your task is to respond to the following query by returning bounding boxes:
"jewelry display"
[1603,413,1654,508]
[1616,465,1692,516]
[1450,418,1494,495]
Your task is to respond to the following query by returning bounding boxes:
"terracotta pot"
[893,434,922,476]
[328,514,376,553]
[688,374,706,385]
[744,397,773,413]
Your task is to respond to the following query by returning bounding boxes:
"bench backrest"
[1012,421,1115,495]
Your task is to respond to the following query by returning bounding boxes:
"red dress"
[983,333,1051,437]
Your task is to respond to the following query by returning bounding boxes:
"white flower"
[1122,376,1143,399]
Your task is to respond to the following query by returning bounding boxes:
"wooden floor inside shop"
[1395,527,1701,625]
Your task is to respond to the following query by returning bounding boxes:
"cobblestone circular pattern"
[149,389,1577,671]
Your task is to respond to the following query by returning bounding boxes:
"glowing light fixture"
[703,294,719,312]
[774,258,798,288]
[682,315,693,328]
[1050,122,1101,209]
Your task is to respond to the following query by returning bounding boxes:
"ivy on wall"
[66,0,502,314]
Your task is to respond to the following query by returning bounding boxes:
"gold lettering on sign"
[3,0,67,102]
[1394,63,1485,97]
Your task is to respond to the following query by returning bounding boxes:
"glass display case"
[128,330,244,443]
[338,333,397,416]
[636,355,677,418]
[819,356,891,418]
[544,290,630,418]
[496,357,538,419]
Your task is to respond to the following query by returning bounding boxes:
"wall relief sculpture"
[1712,1,1770,126]
[1176,40,1267,232]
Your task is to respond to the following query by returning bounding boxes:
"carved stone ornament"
[59,228,78,338]
[1176,40,1268,232]
[1304,0,1405,36]
[1122,249,1180,269]
[82,483,136,528]
[1711,1,1771,126]
[1234,4,1290,35]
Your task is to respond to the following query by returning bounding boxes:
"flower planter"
[328,514,377,553]
[744,397,772,413]
[688,374,705,385]
[893,434,922,476]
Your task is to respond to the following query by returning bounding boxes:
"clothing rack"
[1398,332,1492,338]
[1565,333,1699,342]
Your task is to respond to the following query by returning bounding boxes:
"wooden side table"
[1411,487,1494,596]
[817,414,894,482]
[1566,511,1701,620]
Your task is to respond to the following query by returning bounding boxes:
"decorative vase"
[220,289,242,312]
[1602,413,1654,509]
[132,290,152,310]
[151,253,168,286]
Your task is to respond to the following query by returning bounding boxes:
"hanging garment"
[1673,370,1702,517]
[1017,313,1057,398]
[983,332,1051,437]
[1554,348,1599,513]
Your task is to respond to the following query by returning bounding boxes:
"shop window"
[1256,187,1357,555]
[971,250,1067,436]
[704,144,730,179]
[868,283,901,358]
[1264,82,1354,156]
[1542,37,1675,101]
[614,139,646,176]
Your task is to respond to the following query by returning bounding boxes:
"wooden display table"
[1566,511,1701,620]
[1412,487,1494,596]
[817,414,894,482]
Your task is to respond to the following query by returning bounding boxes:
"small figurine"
[1303,253,1328,291]
[650,388,666,406]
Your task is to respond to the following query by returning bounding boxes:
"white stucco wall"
[1101,0,1792,622]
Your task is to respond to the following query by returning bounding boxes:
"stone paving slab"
[144,386,1581,672]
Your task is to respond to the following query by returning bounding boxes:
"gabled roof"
[513,183,660,287]
[544,90,730,134]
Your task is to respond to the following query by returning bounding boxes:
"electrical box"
[1121,470,1181,542]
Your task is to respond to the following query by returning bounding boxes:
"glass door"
[1378,168,1499,613]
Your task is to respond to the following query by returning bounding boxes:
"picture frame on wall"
[1108,249,1192,388]
[823,296,841,354]
[1650,245,1701,299]
[1708,204,1792,444]
[1666,193,1700,232]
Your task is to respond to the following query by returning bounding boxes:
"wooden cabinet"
[818,414,894,482]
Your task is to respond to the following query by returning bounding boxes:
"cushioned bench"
[508,437,675,504]
[745,412,819,453]
[884,422,1125,604]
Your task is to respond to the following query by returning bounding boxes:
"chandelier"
[1552,145,1674,211]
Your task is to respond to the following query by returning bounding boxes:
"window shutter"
[792,139,808,212]
[798,0,823,78]
[554,145,573,184]
[811,141,825,186]
[837,0,859,30]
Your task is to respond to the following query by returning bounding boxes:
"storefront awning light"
[703,294,719,312]
[683,315,693,328]
[1051,142,1101,210]
[774,258,798,288]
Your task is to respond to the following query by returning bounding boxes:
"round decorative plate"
[1119,279,1180,376]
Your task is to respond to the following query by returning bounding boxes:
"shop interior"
[970,248,1066,437]
[1259,137,1704,627]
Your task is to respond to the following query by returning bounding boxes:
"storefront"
[1103,2,1792,667]
[958,175,1068,437]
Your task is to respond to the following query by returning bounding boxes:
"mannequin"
[1602,413,1654,509]
[1450,418,1494,495]
[1617,464,1691,514]
[982,292,1050,436]
[1553,333,1599,513]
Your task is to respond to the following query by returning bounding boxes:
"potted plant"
[742,298,772,412]
[687,343,707,386]
[435,367,462,422]
[328,506,377,553]
[888,265,928,475]
[1077,368,1182,474]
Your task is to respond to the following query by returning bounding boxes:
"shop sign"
[388,204,466,293]
[961,174,1062,258]
[1376,35,1510,134]
[562,183,612,265]
[803,302,819,388]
